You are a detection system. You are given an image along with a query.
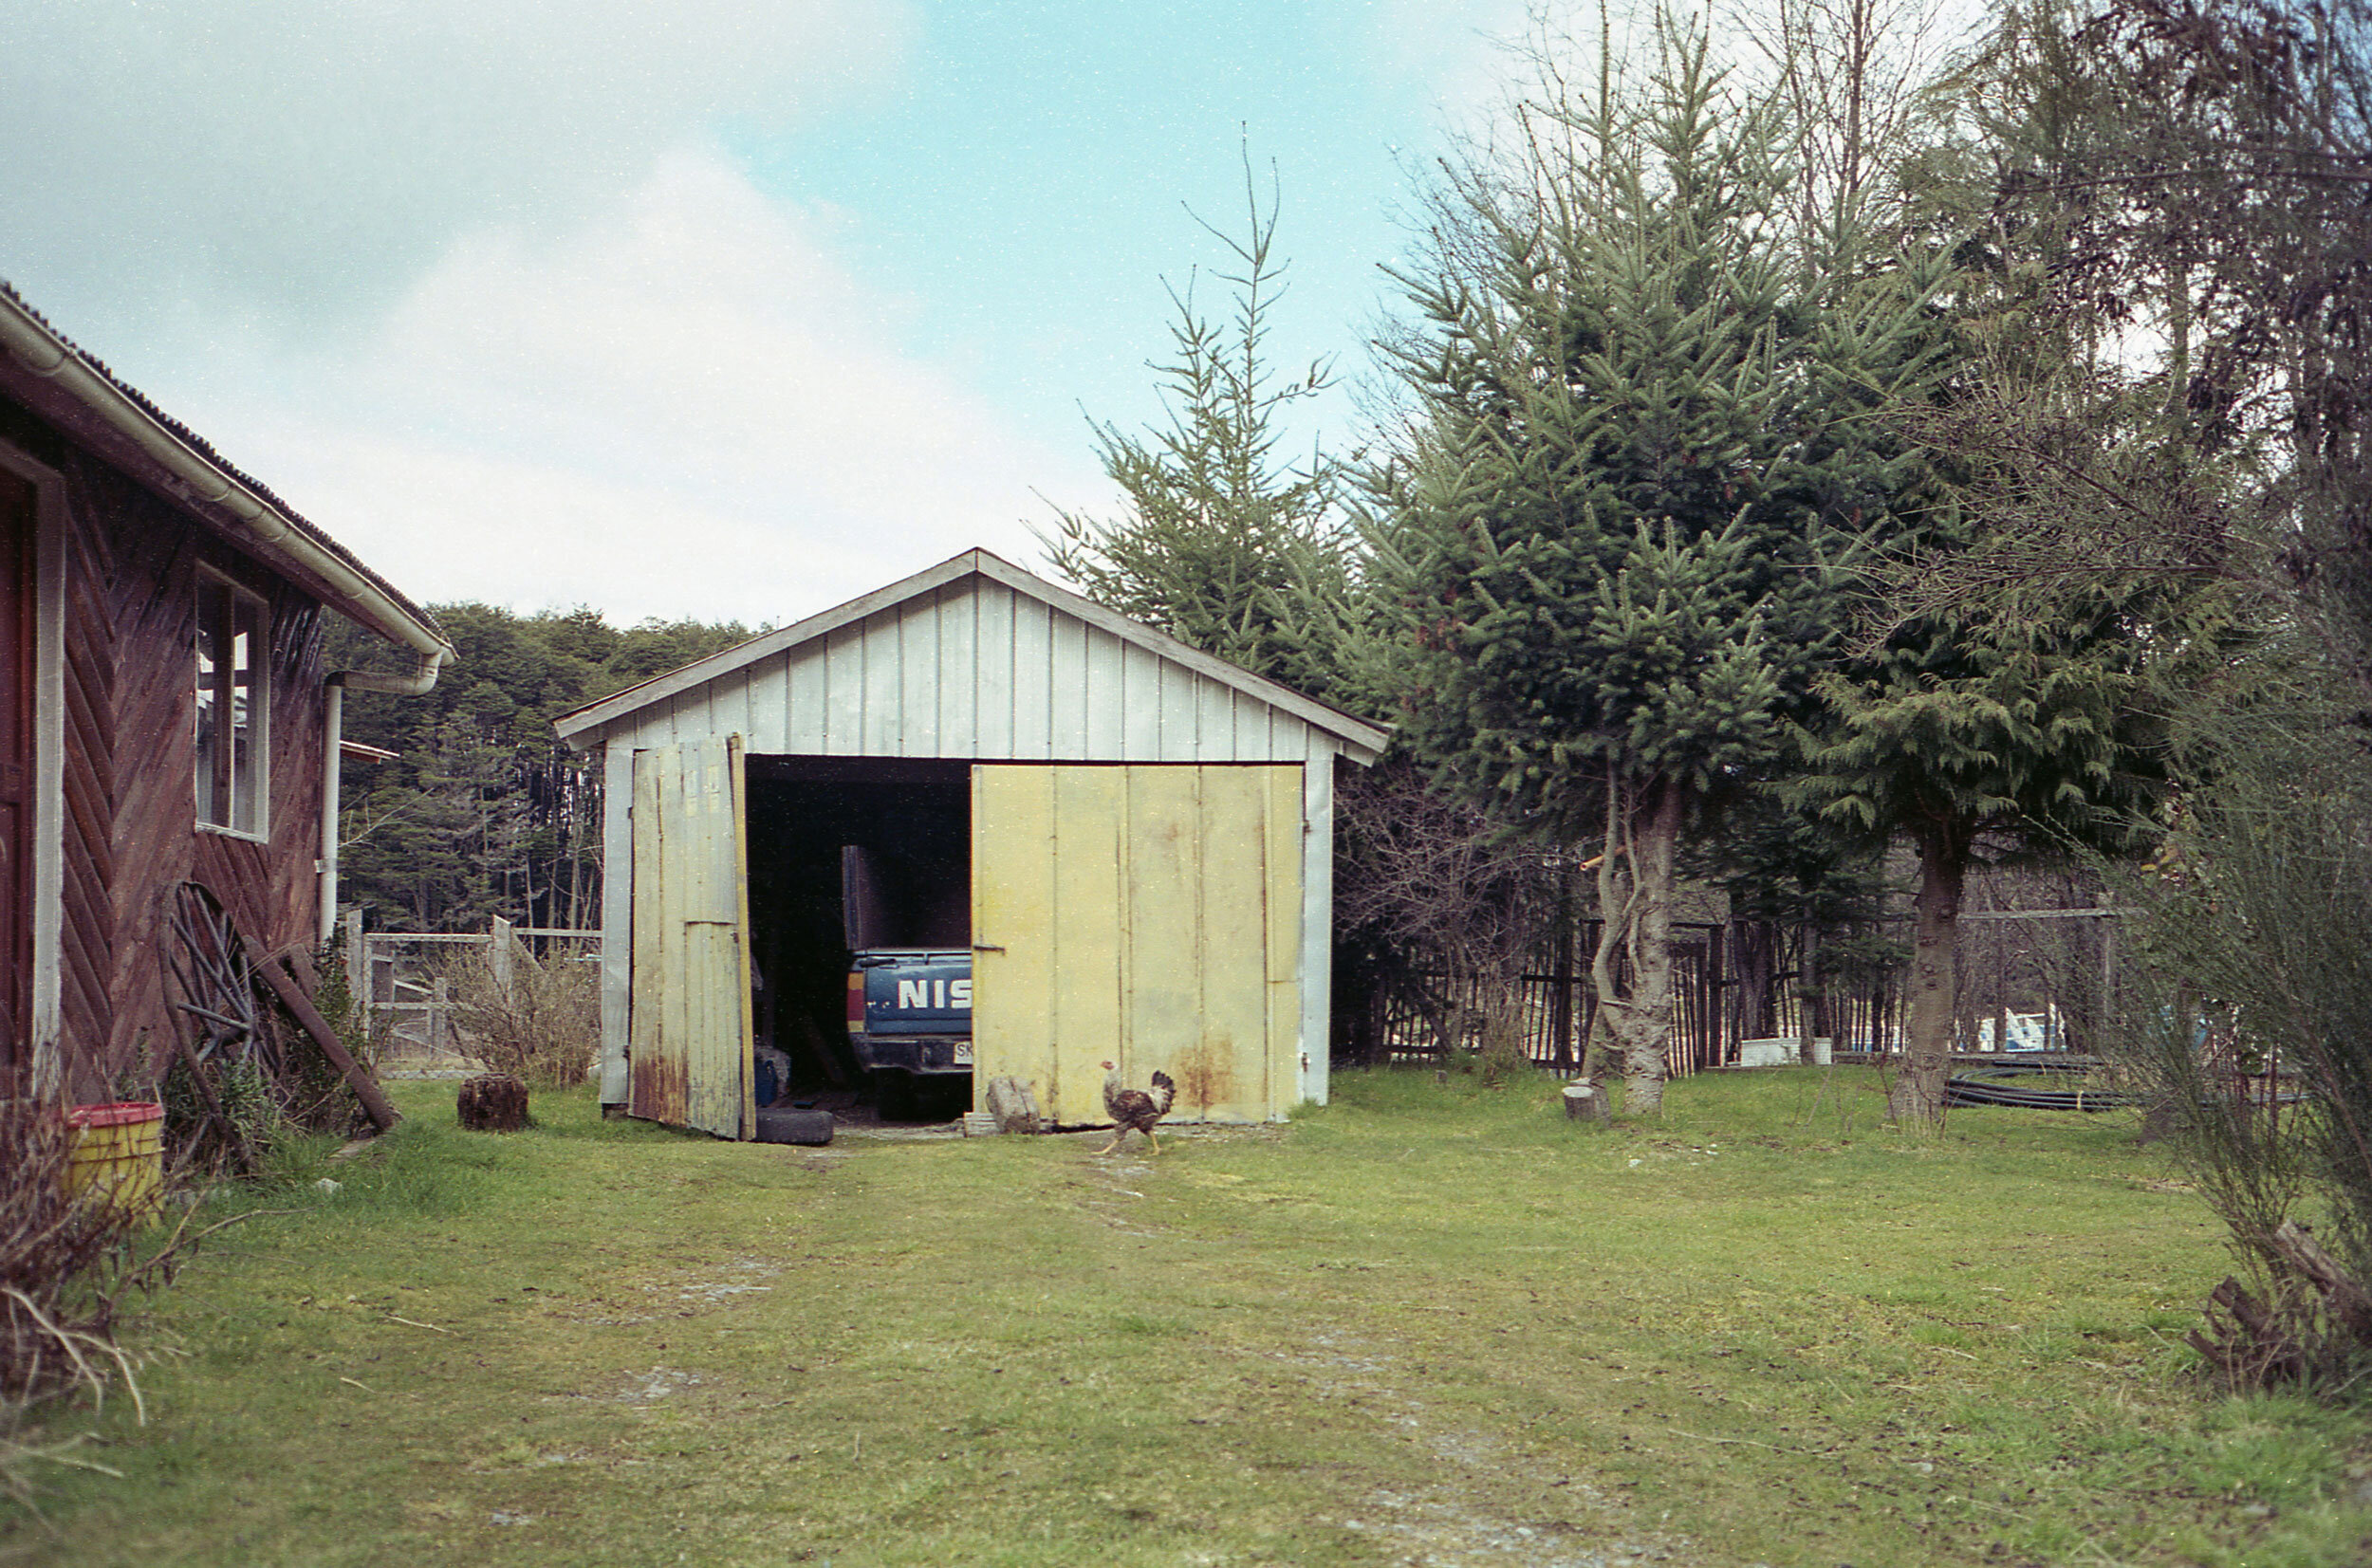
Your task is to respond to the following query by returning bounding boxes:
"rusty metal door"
[0,472,30,1087]
[628,735,755,1138]
[971,765,1302,1125]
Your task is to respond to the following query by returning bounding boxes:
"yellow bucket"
[65,1102,165,1223]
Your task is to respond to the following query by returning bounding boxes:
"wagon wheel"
[159,882,277,1172]
[168,882,281,1076]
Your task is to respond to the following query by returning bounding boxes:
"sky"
[0,0,1538,631]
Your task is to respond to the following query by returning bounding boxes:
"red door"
[0,472,32,1087]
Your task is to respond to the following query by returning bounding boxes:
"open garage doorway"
[742,756,970,1117]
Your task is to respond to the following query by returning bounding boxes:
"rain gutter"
[0,289,454,940]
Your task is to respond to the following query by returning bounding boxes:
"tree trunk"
[1563,1081,1611,1124]
[1736,920,1776,1041]
[458,1073,530,1132]
[1890,820,1969,1128]
[1595,775,1684,1115]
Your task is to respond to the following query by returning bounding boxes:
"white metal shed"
[554,548,1388,1137]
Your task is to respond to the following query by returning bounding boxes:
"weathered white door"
[628,735,754,1138]
[971,764,1302,1126]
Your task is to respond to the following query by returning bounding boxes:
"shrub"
[279,936,380,1134]
[2103,673,2372,1392]
[442,939,598,1089]
[1474,1000,1530,1087]
[0,1094,268,1515]
[0,1101,136,1407]
[0,1098,142,1509]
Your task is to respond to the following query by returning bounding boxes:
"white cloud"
[1355,0,1712,144]
[1354,0,1541,133]
[0,0,915,328]
[199,148,1105,628]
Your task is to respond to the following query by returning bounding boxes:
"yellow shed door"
[971,765,1303,1126]
[628,736,756,1139]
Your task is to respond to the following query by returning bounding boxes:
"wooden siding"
[556,549,1387,760]
[602,579,1325,766]
[0,472,30,1082]
[47,449,329,1099]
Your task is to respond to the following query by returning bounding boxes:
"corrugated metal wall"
[972,765,1304,1125]
[628,736,753,1139]
[586,565,1366,1117]
[602,577,1325,766]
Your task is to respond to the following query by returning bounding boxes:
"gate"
[347,913,602,1064]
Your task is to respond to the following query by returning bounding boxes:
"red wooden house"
[0,284,454,1101]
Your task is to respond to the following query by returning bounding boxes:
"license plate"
[954,1042,974,1065]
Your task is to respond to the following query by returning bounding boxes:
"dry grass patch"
[434,939,599,1089]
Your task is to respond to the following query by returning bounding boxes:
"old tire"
[755,1107,835,1146]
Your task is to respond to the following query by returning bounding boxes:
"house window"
[195,575,268,836]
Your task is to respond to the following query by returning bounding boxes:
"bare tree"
[1333,760,1563,1070]
[1905,0,2372,697]
[1727,0,1977,241]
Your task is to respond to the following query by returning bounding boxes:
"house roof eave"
[0,282,454,667]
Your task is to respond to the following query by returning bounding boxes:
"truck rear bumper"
[852,1035,973,1076]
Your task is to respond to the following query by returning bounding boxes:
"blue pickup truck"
[844,950,973,1116]
[841,842,973,1117]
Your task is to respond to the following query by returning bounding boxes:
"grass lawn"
[10,1064,2372,1567]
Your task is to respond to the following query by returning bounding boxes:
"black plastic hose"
[1943,1059,2143,1112]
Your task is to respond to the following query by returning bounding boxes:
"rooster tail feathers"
[1149,1070,1175,1114]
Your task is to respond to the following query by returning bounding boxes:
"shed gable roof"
[554,548,1389,761]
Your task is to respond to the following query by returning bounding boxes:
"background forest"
[326,608,757,932]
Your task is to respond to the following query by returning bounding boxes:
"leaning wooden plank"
[256,953,402,1133]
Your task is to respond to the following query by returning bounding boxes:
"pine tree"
[1798,577,2179,1123]
[1369,24,1943,1112]
[1795,309,2228,1125]
[1039,152,1351,703]
[1782,10,2246,1125]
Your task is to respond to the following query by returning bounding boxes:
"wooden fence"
[343,911,602,1059]
[1365,921,1747,1077]
[343,901,2114,1072]
[1364,907,2117,1075]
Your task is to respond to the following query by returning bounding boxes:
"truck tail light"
[847,972,864,1032]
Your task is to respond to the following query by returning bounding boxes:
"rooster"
[1098,1060,1176,1154]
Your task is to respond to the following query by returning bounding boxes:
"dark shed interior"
[742,756,970,1111]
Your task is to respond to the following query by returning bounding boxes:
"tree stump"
[1562,1081,1610,1126]
[984,1075,1043,1134]
[457,1073,530,1133]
